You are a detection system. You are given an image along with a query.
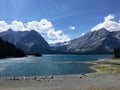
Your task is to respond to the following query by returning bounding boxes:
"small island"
[29,53,42,57]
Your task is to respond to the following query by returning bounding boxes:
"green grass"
[92,64,120,74]
[90,58,120,74]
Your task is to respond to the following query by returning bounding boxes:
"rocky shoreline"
[0,73,120,90]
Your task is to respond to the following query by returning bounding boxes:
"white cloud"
[47,29,63,39]
[47,28,70,44]
[0,21,8,32]
[26,19,70,44]
[48,35,70,44]
[69,26,75,30]
[26,19,53,33]
[80,33,85,36]
[0,19,70,44]
[0,20,29,32]
[9,20,29,31]
[104,14,114,21]
[91,14,120,32]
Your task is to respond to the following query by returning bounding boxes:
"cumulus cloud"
[47,29,63,39]
[48,35,70,44]
[26,19,53,33]
[0,19,70,44]
[0,21,8,32]
[91,14,120,32]
[26,19,70,44]
[47,28,70,44]
[69,26,75,30]
[9,20,29,31]
[0,20,28,32]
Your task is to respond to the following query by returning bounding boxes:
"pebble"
[0,75,55,81]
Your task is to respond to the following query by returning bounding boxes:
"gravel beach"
[0,73,120,90]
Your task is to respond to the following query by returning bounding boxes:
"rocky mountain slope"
[0,29,51,54]
[54,28,120,54]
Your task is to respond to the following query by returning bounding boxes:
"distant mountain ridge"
[0,29,29,46]
[0,29,51,54]
[54,28,120,54]
[1,28,120,54]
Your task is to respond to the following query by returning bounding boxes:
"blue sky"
[0,0,120,44]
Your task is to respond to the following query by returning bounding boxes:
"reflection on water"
[0,55,112,77]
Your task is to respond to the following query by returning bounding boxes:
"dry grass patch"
[91,64,120,74]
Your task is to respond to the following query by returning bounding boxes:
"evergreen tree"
[114,48,120,58]
[0,38,26,58]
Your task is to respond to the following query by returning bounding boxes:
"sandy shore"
[0,73,120,90]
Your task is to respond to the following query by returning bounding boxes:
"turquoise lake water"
[0,54,112,77]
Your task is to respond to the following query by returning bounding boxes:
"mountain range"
[0,28,120,54]
[0,29,52,54]
[54,28,120,54]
